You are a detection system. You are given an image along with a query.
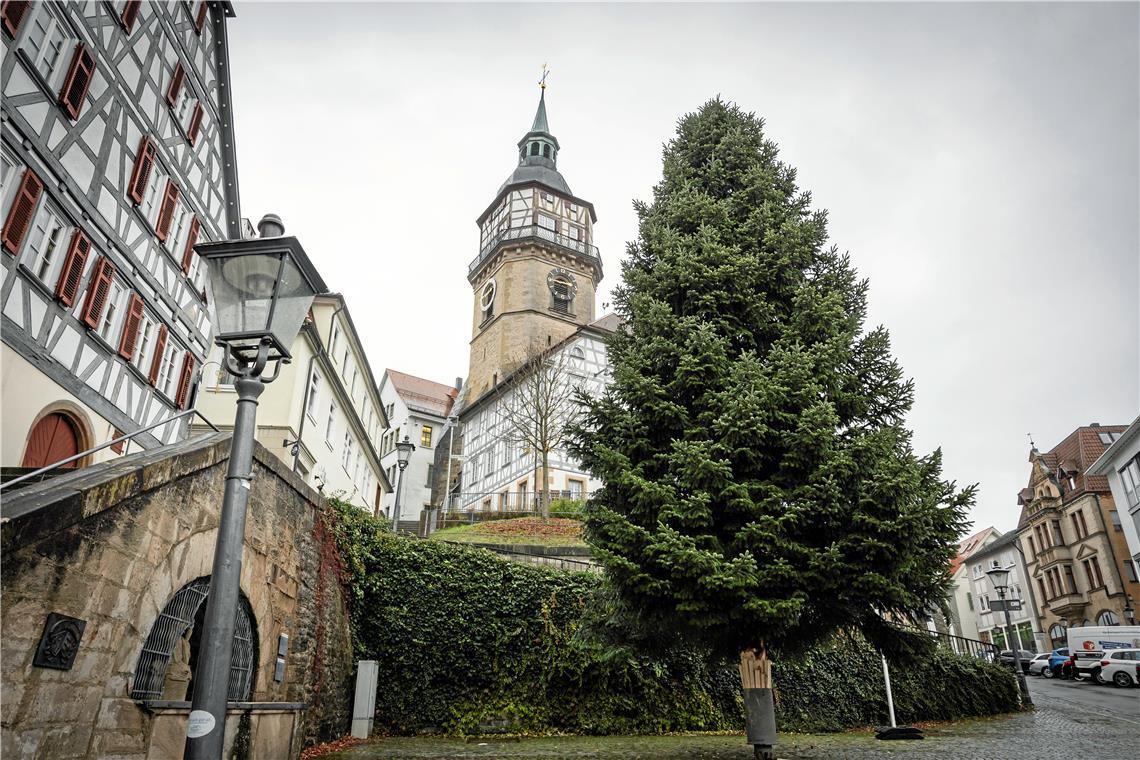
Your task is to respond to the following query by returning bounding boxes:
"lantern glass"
[395,436,415,467]
[203,244,319,360]
[985,564,1011,592]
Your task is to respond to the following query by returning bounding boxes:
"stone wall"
[0,433,354,759]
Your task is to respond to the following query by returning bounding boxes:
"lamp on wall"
[183,215,326,760]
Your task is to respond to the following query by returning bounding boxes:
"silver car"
[1096,648,1140,687]
[1027,652,1052,676]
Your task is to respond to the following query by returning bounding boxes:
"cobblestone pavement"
[328,678,1139,759]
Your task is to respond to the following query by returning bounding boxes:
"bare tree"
[495,347,582,519]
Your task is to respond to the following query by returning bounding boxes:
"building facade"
[1016,424,1140,648]
[2,1,241,470]
[946,527,1000,641]
[967,531,1044,652]
[195,291,391,514]
[1090,415,1140,586]
[377,368,458,525]
[449,89,612,512]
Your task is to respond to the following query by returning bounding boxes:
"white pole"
[881,655,897,728]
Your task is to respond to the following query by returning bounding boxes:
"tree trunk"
[740,646,776,760]
[540,449,551,520]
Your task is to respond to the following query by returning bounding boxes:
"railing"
[0,408,219,492]
[447,489,588,513]
[904,625,1000,661]
[469,224,600,274]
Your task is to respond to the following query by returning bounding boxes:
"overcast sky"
[226,2,1139,535]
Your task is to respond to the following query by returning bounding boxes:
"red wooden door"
[21,413,80,469]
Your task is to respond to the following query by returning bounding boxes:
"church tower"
[465,88,601,403]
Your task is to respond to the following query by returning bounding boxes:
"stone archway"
[130,576,258,702]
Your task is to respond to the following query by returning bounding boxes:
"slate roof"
[1016,424,1129,529]
[386,369,457,418]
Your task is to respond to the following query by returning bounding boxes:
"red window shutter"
[110,429,125,454]
[127,136,155,205]
[1,0,30,37]
[165,62,185,107]
[175,352,194,408]
[2,169,44,255]
[118,292,145,359]
[55,230,91,306]
[187,103,204,145]
[181,216,200,273]
[80,257,115,329]
[149,325,168,385]
[194,1,208,33]
[120,0,140,33]
[155,181,180,241]
[58,43,96,120]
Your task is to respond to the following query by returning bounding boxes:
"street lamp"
[985,563,1033,707]
[391,435,416,531]
[184,215,325,760]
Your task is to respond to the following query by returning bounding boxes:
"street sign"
[990,599,1023,612]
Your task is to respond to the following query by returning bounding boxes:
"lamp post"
[391,435,415,532]
[184,215,326,760]
[985,564,1033,707]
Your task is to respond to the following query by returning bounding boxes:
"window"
[1037,578,1048,604]
[1109,510,1122,532]
[155,339,180,398]
[1026,535,1036,557]
[139,158,166,222]
[22,201,68,287]
[1119,456,1140,508]
[325,403,337,442]
[130,310,155,373]
[1082,557,1105,590]
[20,4,73,88]
[1071,511,1087,540]
[1124,560,1138,584]
[165,204,192,255]
[97,278,126,344]
[537,213,556,232]
[2,2,32,36]
[1097,610,1120,626]
[306,371,321,418]
[80,256,115,329]
[1050,519,1065,546]
[155,181,180,241]
[425,464,433,488]
[421,425,432,448]
[1063,564,1078,595]
[1049,623,1067,647]
[966,591,973,611]
[1098,431,1120,446]
[342,432,353,471]
[116,293,144,360]
[58,43,95,120]
[568,478,585,498]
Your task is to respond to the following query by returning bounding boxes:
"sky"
[225,1,1139,535]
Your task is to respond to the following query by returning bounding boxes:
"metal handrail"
[469,223,600,273]
[1,408,220,491]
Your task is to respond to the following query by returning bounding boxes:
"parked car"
[1095,648,1140,688]
[1042,647,1071,679]
[1027,652,1052,676]
[998,649,1036,673]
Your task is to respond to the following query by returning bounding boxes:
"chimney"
[454,377,463,391]
[257,213,285,238]
[1089,422,1101,428]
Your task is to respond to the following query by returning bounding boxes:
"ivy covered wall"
[325,500,1019,736]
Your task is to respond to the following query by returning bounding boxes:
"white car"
[1027,652,1052,676]
[1096,648,1140,688]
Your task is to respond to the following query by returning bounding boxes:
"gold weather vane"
[539,63,550,91]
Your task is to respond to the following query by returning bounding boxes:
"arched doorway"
[130,576,258,702]
[21,412,82,469]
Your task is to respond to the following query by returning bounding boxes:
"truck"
[1065,626,1140,681]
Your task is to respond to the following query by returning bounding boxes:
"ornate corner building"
[1016,424,1140,648]
[1,1,241,470]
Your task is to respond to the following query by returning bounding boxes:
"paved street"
[325,677,1138,760]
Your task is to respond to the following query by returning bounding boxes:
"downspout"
[1013,537,1044,646]
[292,351,317,473]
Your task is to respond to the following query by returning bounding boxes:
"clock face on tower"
[547,268,578,300]
[480,279,497,312]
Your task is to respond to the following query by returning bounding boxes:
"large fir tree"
[571,99,971,673]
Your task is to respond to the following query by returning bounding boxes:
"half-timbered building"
[1,1,241,469]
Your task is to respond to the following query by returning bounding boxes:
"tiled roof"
[950,526,999,574]
[589,312,624,334]
[1016,424,1128,528]
[387,369,457,418]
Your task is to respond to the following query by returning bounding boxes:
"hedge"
[325,499,1019,735]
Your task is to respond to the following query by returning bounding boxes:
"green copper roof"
[531,90,550,133]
